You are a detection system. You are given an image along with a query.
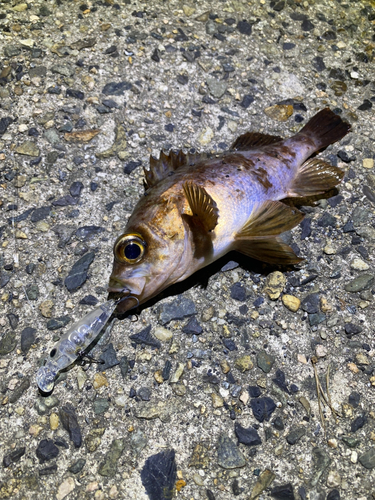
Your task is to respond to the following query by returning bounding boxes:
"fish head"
[108,203,193,313]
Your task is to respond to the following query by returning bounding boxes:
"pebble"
[20,327,36,353]
[15,140,40,156]
[234,355,253,372]
[68,458,86,474]
[170,362,184,383]
[98,343,119,371]
[257,351,275,373]
[327,490,340,500]
[264,104,293,122]
[93,398,110,415]
[129,325,161,348]
[46,316,71,330]
[270,483,295,499]
[182,317,203,335]
[85,428,105,453]
[98,438,126,477]
[141,450,176,500]
[154,326,173,342]
[230,282,247,301]
[326,470,341,488]
[211,393,224,408]
[363,158,374,169]
[344,274,374,293]
[250,397,276,422]
[217,433,246,469]
[235,423,261,446]
[263,271,286,300]
[311,447,331,486]
[36,439,59,463]
[282,294,300,312]
[358,448,375,469]
[39,300,54,318]
[206,76,227,98]
[249,469,275,500]
[198,127,214,146]
[286,427,306,445]
[93,373,109,389]
[50,413,59,430]
[159,297,196,325]
[64,251,95,292]
[0,330,16,355]
[350,258,369,271]
[59,403,82,448]
[56,477,75,500]
[3,447,25,468]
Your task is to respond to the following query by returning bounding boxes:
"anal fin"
[288,158,344,197]
[234,236,303,265]
[183,181,219,232]
[237,200,304,238]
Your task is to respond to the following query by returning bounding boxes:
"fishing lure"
[36,298,125,392]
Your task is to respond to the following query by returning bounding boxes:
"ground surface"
[1,1,375,499]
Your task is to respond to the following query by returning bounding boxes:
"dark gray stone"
[3,447,25,468]
[59,403,82,448]
[344,274,374,293]
[69,181,84,197]
[46,315,71,330]
[230,282,246,301]
[217,434,246,468]
[102,81,132,95]
[271,483,295,499]
[129,326,161,348]
[0,330,17,355]
[26,284,39,300]
[257,351,275,373]
[235,423,261,446]
[359,448,375,469]
[182,317,203,335]
[64,251,95,292]
[21,327,37,353]
[250,397,276,422]
[286,426,306,445]
[301,294,319,314]
[76,226,105,240]
[99,343,119,371]
[93,398,110,415]
[36,439,59,463]
[68,458,86,474]
[159,297,196,325]
[140,449,177,499]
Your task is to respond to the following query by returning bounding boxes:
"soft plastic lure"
[36,299,119,392]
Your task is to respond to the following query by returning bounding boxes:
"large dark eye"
[114,233,146,264]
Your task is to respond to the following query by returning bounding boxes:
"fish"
[108,108,350,313]
[36,298,120,392]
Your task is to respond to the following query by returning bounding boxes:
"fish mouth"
[107,276,144,313]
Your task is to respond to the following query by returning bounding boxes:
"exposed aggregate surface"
[1,1,375,499]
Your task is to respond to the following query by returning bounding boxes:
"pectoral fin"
[288,158,344,198]
[234,236,303,265]
[183,181,219,232]
[237,200,304,238]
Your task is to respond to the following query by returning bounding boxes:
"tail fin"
[298,108,351,150]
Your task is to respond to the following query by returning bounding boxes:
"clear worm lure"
[36,299,120,392]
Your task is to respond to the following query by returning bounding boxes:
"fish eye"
[50,348,57,358]
[114,233,146,264]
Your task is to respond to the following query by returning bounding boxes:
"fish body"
[109,109,350,312]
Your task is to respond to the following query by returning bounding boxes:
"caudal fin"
[298,108,351,151]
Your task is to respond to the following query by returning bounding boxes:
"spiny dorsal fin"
[287,158,344,198]
[234,236,303,265]
[237,200,304,238]
[144,150,208,189]
[231,132,283,151]
[183,181,218,232]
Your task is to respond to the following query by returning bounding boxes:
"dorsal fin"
[182,181,218,232]
[144,150,208,189]
[231,132,283,151]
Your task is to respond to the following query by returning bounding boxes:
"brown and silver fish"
[108,108,350,312]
